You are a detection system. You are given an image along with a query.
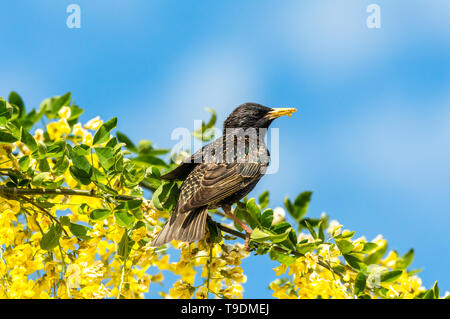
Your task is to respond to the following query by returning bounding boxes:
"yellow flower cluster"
[0,104,444,300]
[163,240,249,299]
[270,249,352,299]
[0,113,195,299]
[269,221,430,299]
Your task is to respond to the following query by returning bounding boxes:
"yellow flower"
[33,129,44,143]
[222,285,243,299]
[169,281,194,299]
[273,264,287,276]
[61,237,78,251]
[44,261,59,280]
[72,123,86,137]
[382,251,398,268]
[131,227,148,242]
[58,106,71,119]
[47,119,71,140]
[195,286,209,299]
[84,116,103,130]
[83,133,93,146]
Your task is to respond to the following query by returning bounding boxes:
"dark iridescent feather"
[150,103,292,246]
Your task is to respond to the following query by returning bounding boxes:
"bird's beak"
[265,107,297,120]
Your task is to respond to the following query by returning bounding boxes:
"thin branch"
[0,186,138,201]
[139,181,156,193]
[217,223,245,239]
[215,222,344,279]
[19,195,70,237]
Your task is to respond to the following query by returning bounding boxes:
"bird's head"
[223,103,297,132]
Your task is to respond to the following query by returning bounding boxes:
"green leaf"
[407,268,423,276]
[241,198,261,228]
[432,281,439,299]
[284,197,294,217]
[69,166,92,185]
[395,248,414,270]
[423,288,435,299]
[318,219,326,241]
[152,182,173,211]
[68,146,92,174]
[40,224,62,251]
[18,155,30,171]
[133,154,169,168]
[0,130,18,143]
[269,247,296,265]
[46,141,66,158]
[361,242,378,253]
[303,220,317,240]
[250,227,291,243]
[354,272,367,295]
[343,254,363,271]
[117,230,134,260]
[69,223,91,240]
[260,209,274,228]
[93,117,117,145]
[39,92,71,119]
[95,147,116,171]
[127,199,143,211]
[20,128,37,152]
[122,162,146,188]
[286,191,312,222]
[89,208,111,220]
[380,270,403,283]
[103,117,118,131]
[192,108,217,141]
[32,172,51,186]
[364,240,388,265]
[207,220,222,244]
[53,155,70,176]
[8,91,25,118]
[114,209,135,228]
[116,131,138,153]
[258,190,270,209]
[60,216,71,227]
[38,158,51,172]
[67,104,84,125]
[296,242,316,254]
[335,239,354,254]
[340,230,356,239]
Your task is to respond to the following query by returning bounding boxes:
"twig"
[215,222,344,279]
[19,195,70,237]
[139,181,156,193]
[0,186,138,201]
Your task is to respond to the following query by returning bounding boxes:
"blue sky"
[1,0,449,298]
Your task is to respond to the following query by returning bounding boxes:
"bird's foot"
[222,205,253,251]
[243,230,252,251]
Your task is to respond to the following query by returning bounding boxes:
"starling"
[150,103,297,248]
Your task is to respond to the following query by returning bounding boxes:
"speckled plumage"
[150,103,294,246]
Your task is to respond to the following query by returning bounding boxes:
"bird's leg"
[222,205,252,251]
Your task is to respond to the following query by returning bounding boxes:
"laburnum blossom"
[0,94,444,300]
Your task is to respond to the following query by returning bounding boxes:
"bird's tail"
[150,207,208,247]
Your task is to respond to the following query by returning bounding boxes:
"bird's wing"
[177,161,265,213]
[160,162,197,181]
[160,137,223,181]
